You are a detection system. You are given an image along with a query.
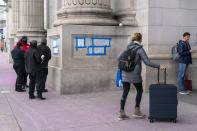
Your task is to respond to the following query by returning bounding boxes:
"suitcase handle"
[158,68,166,84]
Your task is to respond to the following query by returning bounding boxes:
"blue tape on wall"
[75,37,86,51]
[75,37,112,56]
[86,46,107,56]
[91,38,112,47]
[52,38,59,55]
[86,38,112,56]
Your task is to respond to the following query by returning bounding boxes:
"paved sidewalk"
[0,52,197,131]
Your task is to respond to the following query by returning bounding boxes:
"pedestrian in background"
[25,40,46,100]
[177,32,194,95]
[14,36,30,89]
[38,38,51,92]
[0,40,4,52]
[11,42,26,92]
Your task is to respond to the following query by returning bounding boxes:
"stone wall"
[47,25,139,94]
[145,0,197,91]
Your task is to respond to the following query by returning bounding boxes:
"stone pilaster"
[17,0,45,37]
[10,0,16,36]
[3,0,15,62]
[6,0,12,38]
[115,0,137,26]
[15,0,20,32]
[54,0,117,26]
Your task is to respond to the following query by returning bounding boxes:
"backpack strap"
[132,45,142,66]
[177,40,182,45]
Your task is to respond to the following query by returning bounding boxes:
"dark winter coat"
[177,40,192,64]
[24,46,41,74]
[11,48,25,67]
[37,43,51,68]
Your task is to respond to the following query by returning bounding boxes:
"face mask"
[22,39,27,44]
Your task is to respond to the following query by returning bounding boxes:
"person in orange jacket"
[14,36,30,88]
[0,41,4,52]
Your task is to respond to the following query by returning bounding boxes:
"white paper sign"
[89,48,93,54]
[78,39,85,47]
[94,47,105,54]
[52,39,58,47]
[94,39,110,46]
[53,47,59,54]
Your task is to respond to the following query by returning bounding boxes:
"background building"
[0,0,6,51]
[0,0,6,30]
[3,0,197,94]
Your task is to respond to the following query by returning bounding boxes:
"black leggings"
[121,82,143,110]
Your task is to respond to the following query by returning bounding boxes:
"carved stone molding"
[54,0,117,26]
[63,0,110,8]
[16,31,46,37]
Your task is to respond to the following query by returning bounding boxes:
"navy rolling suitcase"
[149,69,178,123]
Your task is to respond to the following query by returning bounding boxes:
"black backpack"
[118,44,141,72]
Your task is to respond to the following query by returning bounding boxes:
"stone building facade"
[3,0,197,94]
[0,4,6,30]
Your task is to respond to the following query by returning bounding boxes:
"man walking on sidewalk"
[38,38,51,92]
[24,40,46,100]
[177,32,194,95]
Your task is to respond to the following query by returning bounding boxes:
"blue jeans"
[178,63,188,92]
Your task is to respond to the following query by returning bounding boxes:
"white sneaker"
[187,90,192,93]
[179,91,190,95]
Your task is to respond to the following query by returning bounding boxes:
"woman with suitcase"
[118,33,165,120]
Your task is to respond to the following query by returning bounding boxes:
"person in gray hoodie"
[118,33,165,120]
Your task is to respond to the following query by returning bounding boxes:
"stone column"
[3,0,15,62]
[5,0,12,38]
[115,0,136,26]
[17,0,45,38]
[15,0,20,32]
[54,0,117,26]
[10,0,16,36]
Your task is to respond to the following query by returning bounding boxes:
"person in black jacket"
[14,36,30,89]
[24,40,45,100]
[11,42,26,92]
[38,38,51,92]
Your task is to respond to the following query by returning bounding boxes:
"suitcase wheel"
[150,119,154,123]
[172,119,176,123]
